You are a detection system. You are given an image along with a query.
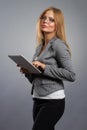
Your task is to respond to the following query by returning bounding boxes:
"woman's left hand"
[32,61,46,70]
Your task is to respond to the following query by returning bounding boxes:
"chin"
[41,28,48,31]
[41,29,50,33]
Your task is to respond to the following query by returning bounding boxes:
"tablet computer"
[8,55,42,74]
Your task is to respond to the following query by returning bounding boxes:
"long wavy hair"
[36,6,71,56]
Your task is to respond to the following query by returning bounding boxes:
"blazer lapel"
[32,44,42,60]
[33,37,57,60]
[38,37,57,59]
[38,42,52,59]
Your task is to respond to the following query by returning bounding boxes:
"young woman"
[19,6,76,130]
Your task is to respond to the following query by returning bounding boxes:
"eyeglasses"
[40,16,55,23]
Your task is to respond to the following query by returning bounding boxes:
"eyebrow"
[43,14,54,18]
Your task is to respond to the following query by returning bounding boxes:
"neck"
[44,32,56,45]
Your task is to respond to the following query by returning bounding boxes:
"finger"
[20,68,29,74]
[35,64,39,68]
[20,68,23,73]
[32,62,37,66]
[17,64,20,67]
[32,62,36,65]
[20,67,25,72]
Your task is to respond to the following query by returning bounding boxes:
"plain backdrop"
[0,0,87,130]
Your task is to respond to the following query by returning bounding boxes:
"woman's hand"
[32,61,46,70]
[17,64,29,74]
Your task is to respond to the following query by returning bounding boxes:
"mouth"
[41,24,48,28]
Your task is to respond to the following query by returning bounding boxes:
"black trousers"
[32,98,65,130]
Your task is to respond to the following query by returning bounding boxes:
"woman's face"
[40,10,56,34]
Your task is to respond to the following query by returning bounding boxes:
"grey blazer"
[25,37,76,96]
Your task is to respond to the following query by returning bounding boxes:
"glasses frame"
[40,16,55,23]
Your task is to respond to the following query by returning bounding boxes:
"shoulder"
[52,38,68,52]
[52,38,70,57]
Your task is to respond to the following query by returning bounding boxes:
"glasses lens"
[41,16,55,23]
[49,17,55,22]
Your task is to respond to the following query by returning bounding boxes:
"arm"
[17,66,34,84]
[43,40,76,82]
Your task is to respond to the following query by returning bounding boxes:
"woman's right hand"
[17,64,29,74]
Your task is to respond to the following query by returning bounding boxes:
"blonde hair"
[36,6,71,56]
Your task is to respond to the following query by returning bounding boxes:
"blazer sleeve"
[43,40,76,82]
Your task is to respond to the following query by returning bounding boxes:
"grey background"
[0,0,87,130]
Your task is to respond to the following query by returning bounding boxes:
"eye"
[40,16,47,20]
[49,17,55,22]
[40,16,55,23]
